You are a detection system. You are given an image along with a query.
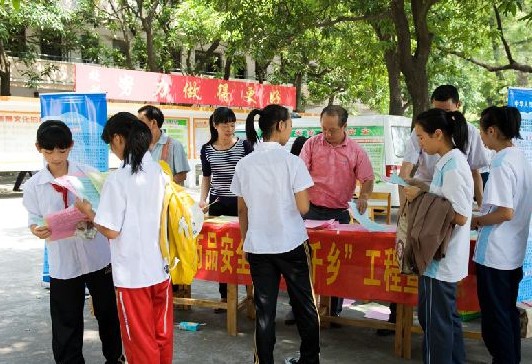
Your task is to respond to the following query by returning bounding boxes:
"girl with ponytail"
[472,106,532,363]
[404,108,474,364]
[231,104,320,363]
[76,112,173,364]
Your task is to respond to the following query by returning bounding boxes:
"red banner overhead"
[74,64,296,109]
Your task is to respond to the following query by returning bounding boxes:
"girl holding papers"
[75,113,173,364]
[404,109,473,364]
[22,120,123,364]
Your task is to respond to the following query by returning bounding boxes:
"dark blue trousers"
[418,275,465,364]
[476,263,523,364]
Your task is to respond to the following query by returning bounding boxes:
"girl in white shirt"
[471,106,532,364]
[76,113,172,364]
[230,105,319,364]
[405,109,473,364]
[23,120,123,363]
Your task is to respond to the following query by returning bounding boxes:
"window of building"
[195,50,222,75]
[40,30,64,61]
[5,27,27,57]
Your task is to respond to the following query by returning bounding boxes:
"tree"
[0,1,71,95]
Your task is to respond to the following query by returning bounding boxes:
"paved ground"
[1,173,531,363]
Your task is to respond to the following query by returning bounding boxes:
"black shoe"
[12,188,22,192]
[376,329,395,336]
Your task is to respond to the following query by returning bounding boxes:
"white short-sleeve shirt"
[424,149,474,282]
[403,123,489,183]
[230,142,314,254]
[95,153,168,288]
[473,147,532,270]
[22,162,111,279]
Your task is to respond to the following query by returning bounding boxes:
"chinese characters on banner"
[196,222,480,311]
[74,64,296,109]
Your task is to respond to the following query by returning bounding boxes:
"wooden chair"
[367,192,392,224]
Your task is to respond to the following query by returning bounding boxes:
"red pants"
[116,279,173,364]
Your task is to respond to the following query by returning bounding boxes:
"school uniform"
[403,123,489,182]
[473,147,532,364]
[231,142,320,364]
[418,149,473,364]
[23,162,122,364]
[95,153,173,364]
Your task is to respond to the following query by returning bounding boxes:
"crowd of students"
[22,85,532,364]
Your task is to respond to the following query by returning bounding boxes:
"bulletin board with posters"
[163,117,189,157]
[508,87,532,301]
[291,126,385,181]
[0,112,42,172]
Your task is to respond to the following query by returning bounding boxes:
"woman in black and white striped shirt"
[199,107,252,306]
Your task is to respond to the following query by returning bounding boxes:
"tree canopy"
[0,0,530,118]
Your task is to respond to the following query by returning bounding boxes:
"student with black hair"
[138,104,190,185]
[76,112,173,364]
[471,106,532,364]
[231,105,320,364]
[404,109,474,364]
[199,106,253,310]
[22,120,123,364]
[400,85,488,207]
[290,135,308,156]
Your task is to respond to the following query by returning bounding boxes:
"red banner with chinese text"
[74,64,296,109]
[196,222,480,311]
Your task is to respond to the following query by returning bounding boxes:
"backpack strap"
[161,138,172,164]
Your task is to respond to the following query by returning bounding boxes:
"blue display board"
[39,93,108,284]
[508,87,532,301]
[40,93,108,171]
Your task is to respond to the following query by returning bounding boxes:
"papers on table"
[45,206,89,241]
[348,201,387,232]
[204,215,239,224]
[382,173,409,187]
[304,219,338,230]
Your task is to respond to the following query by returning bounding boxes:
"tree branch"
[439,47,532,73]
[493,4,514,64]
[317,11,390,28]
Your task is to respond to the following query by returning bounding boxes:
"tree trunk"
[0,41,11,96]
[372,22,404,116]
[186,49,194,75]
[391,0,435,125]
[223,55,232,80]
[145,26,157,72]
[255,61,267,84]
[328,94,335,105]
[294,72,303,112]
[385,50,404,116]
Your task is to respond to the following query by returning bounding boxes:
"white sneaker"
[284,357,299,364]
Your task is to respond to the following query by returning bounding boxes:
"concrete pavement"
[1,192,531,363]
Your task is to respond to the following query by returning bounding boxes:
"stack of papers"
[304,219,338,230]
[44,172,108,241]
